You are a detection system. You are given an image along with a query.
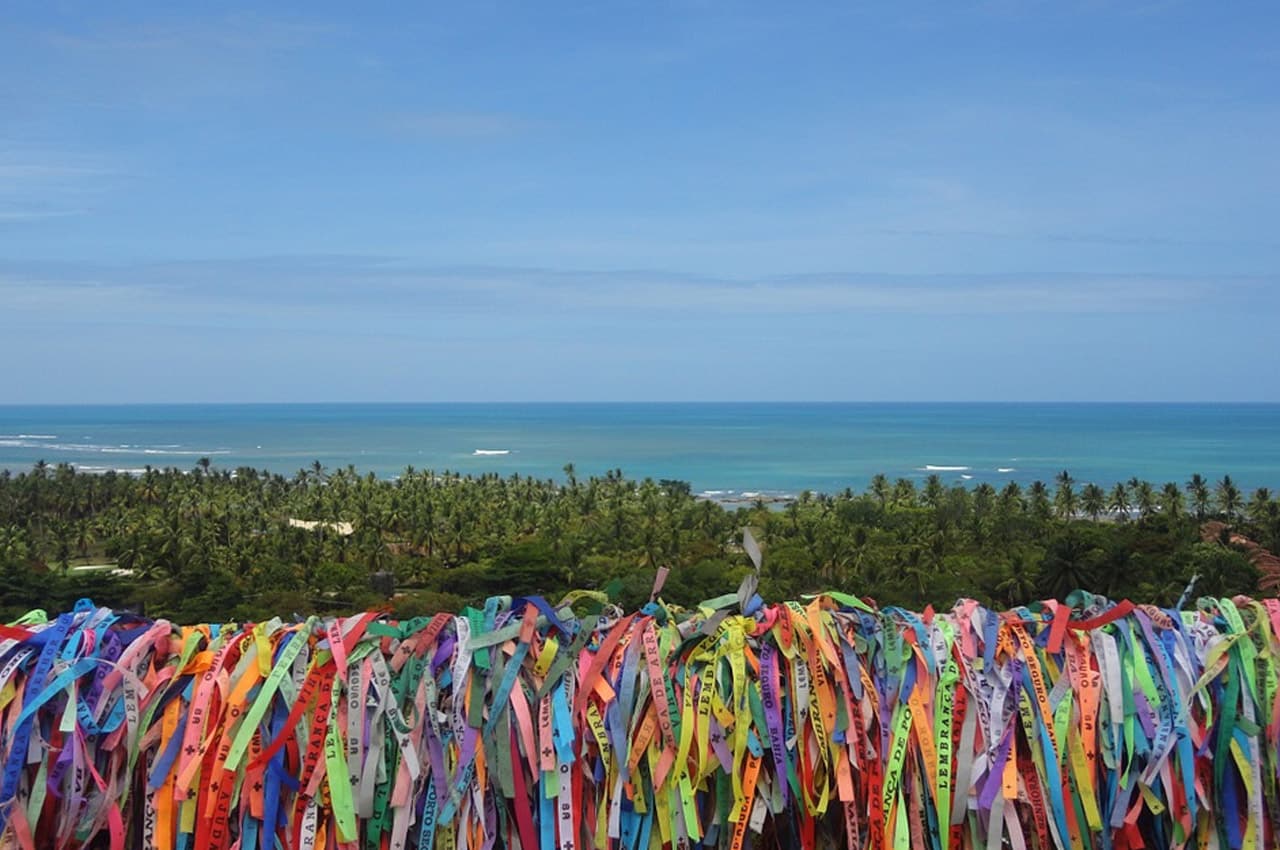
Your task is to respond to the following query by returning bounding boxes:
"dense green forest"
[0,460,1276,622]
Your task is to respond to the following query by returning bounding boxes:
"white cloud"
[0,257,1269,326]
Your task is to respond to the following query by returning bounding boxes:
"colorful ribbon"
[1,591,1278,850]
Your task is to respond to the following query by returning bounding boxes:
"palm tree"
[111,523,146,575]
[1249,494,1280,553]
[1216,475,1242,523]
[1248,488,1274,526]
[1107,482,1130,522]
[1053,470,1077,520]
[869,474,890,510]
[51,521,75,572]
[74,518,95,559]
[1080,483,1106,521]
[1133,481,1157,523]
[995,552,1038,607]
[783,500,802,532]
[891,479,918,508]
[922,475,945,512]
[971,483,996,542]
[1186,474,1210,522]
[1158,483,1184,521]
[997,482,1024,514]
[0,525,28,567]
[1039,532,1102,601]
[1027,481,1052,522]
[139,470,161,505]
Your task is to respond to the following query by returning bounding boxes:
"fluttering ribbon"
[0,590,1277,850]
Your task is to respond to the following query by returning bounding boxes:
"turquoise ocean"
[1,404,1277,498]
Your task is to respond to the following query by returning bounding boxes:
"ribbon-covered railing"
[1,591,1278,850]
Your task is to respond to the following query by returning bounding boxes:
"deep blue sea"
[1,404,1278,498]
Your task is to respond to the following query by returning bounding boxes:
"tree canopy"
[0,461,1274,623]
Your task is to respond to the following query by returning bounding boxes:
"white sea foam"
[158,448,232,456]
[997,467,1016,473]
[922,465,970,472]
[100,446,232,455]
[472,449,510,456]
[960,474,974,480]
[1,437,231,456]
[0,434,57,440]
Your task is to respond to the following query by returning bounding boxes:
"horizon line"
[2,399,1279,407]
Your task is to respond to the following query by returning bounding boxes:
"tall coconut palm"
[1186,474,1211,522]
[0,525,28,566]
[1216,476,1242,523]
[1248,488,1274,526]
[997,482,1024,514]
[1053,470,1077,520]
[922,475,945,511]
[1133,481,1157,523]
[1039,532,1101,601]
[891,478,918,509]
[1080,483,1106,521]
[1158,483,1184,521]
[995,552,1038,607]
[1107,482,1130,522]
[971,483,997,541]
[869,474,890,510]
[74,518,95,559]
[1027,481,1052,522]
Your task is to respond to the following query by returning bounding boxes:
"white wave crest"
[100,447,231,455]
[472,449,510,456]
[997,467,1016,473]
[0,434,57,439]
[0,438,231,456]
[922,465,970,472]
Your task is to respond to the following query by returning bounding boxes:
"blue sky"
[2,1,1278,402]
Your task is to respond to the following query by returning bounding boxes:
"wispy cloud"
[44,14,330,55]
[16,14,334,111]
[1,257,1271,323]
[0,163,111,180]
[0,146,119,224]
[384,112,534,140]
[0,209,86,222]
